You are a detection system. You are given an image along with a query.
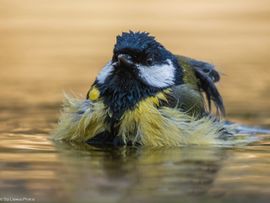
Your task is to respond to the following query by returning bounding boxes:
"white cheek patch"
[137,60,175,88]
[96,61,114,84]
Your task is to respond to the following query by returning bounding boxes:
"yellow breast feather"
[118,91,228,146]
[52,94,108,142]
[52,91,234,146]
[87,86,100,101]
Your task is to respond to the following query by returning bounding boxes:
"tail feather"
[194,69,225,116]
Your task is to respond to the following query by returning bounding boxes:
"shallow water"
[1,0,270,203]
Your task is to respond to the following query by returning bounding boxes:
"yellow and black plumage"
[53,31,235,146]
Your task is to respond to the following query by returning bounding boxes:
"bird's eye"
[146,57,153,65]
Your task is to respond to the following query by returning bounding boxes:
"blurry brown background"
[0,2,270,202]
[0,0,270,122]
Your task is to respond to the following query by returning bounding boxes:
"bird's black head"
[113,31,168,65]
[95,31,183,120]
[107,31,183,88]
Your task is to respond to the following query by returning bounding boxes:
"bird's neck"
[97,75,161,121]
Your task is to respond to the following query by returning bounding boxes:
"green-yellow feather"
[168,55,206,117]
[177,55,200,87]
[52,92,248,146]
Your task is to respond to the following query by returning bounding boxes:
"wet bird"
[53,31,233,146]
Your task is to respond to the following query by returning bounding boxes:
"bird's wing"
[177,55,220,83]
[175,55,225,116]
[168,84,205,118]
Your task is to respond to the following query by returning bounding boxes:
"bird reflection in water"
[53,141,228,202]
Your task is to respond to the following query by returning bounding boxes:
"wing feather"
[176,55,225,116]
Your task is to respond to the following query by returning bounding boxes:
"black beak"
[117,54,134,66]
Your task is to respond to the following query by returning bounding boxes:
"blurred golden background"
[1,0,270,121]
[1,1,270,202]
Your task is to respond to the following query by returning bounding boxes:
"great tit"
[53,31,233,146]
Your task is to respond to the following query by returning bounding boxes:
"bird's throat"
[97,74,161,121]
